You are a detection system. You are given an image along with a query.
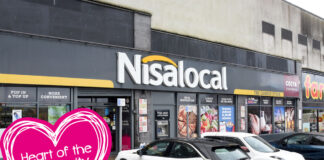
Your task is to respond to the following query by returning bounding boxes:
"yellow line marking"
[0,73,114,88]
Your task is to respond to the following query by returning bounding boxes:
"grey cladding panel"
[152,30,295,74]
[151,92,175,105]
[0,0,134,47]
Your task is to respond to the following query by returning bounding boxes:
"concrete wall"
[96,0,323,71]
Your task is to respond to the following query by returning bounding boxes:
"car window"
[143,141,171,156]
[243,136,276,153]
[309,136,324,145]
[205,136,246,147]
[168,142,200,158]
[287,134,310,145]
[213,146,249,160]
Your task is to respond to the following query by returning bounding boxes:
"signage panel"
[0,35,297,96]
[0,87,36,102]
[200,94,217,104]
[38,88,70,103]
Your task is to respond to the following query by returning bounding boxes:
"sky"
[285,0,324,18]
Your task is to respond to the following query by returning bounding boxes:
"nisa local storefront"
[302,70,324,133]
[0,33,300,153]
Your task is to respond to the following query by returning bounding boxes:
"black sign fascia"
[0,87,37,102]
[155,110,170,120]
[261,97,272,105]
[285,99,294,106]
[275,98,284,105]
[200,94,217,104]
[247,96,259,105]
[218,95,233,105]
[38,88,71,103]
[177,93,196,104]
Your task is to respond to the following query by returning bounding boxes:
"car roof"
[157,138,240,148]
[201,132,256,138]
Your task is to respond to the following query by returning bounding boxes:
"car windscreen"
[243,136,277,153]
[213,146,249,160]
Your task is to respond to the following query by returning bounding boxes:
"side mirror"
[240,146,250,152]
[137,149,143,156]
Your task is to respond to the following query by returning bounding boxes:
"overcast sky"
[285,0,324,18]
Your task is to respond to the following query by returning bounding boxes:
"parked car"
[260,132,324,160]
[116,138,251,160]
[201,132,305,160]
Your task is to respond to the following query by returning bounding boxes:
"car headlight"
[270,156,285,160]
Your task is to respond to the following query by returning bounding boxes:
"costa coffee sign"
[284,75,300,97]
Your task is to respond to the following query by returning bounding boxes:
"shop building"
[1,0,323,157]
[301,70,324,133]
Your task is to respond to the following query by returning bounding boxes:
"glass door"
[78,97,119,153]
[93,106,119,152]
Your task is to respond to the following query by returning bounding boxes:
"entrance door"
[78,97,119,153]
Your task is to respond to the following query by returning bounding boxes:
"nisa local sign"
[303,74,324,101]
[117,52,228,90]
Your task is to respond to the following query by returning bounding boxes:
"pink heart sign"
[0,108,112,160]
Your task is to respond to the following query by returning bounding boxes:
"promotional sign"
[139,99,147,115]
[274,107,285,133]
[48,106,67,125]
[0,109,112,160]
[285,107,295,132]
[139,116,148,133]
[200,105,218,133]
[12,110,22,122]
[247,97,259,105]
[177,105,197,138]
[219,106,235,132]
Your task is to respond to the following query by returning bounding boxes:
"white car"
[201,132,305,160]
[116,138,251,160]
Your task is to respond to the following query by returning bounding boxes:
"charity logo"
[0,108,112,160]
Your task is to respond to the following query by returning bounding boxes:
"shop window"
[302,109,318,132]
[177,93,198,138]
[0,103,36,128]
[248,97,272,135]
[318,110,324,132]
[39,104,70,124]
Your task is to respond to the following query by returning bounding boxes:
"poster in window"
[318,111,324,132]
[200,105,218,133]
[177,105,197,138]
[48,106,67,125]
[274,107,285,133]
[12,109,22,122]
[303,123,310,132]
[248,106,260,134]
[139,116,148,133]
[285,107,295,132]
[139,99,147,115]
[219,106,235,132]
[260,107,272,134]
[240,118,246,130]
